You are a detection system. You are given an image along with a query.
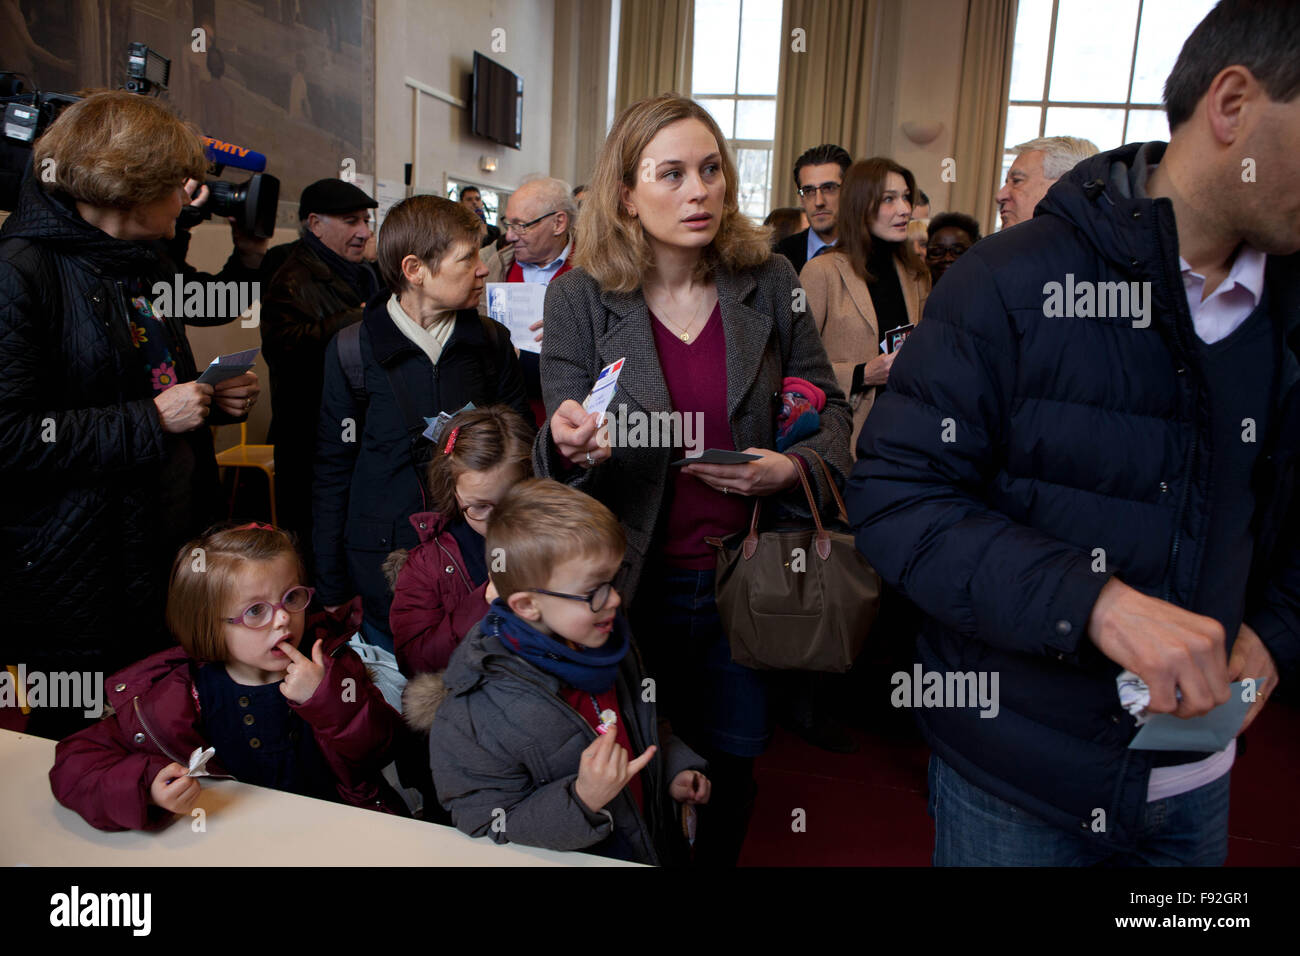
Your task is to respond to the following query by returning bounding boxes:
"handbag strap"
[787,453,832,560]
[741,499,762,559]
[798,447,850,525]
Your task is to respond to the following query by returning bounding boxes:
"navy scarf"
[302,228,379,301]
[485,600,628,694]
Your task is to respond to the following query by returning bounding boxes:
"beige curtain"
[615,0,695,114]
[772,0,882,207]
[950,0,1018,236]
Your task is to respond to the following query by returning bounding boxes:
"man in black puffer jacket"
[848,0,1300,865]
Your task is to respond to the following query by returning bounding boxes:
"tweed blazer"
[533,255,853,607]
[800,251,930,453]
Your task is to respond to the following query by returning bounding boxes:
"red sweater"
[560,685,643,812]
[649,303,750,568]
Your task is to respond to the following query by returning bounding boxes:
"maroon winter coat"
[49,610,406,831]
[389,511,490,676]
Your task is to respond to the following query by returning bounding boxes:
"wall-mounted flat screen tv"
[471,52,522,150]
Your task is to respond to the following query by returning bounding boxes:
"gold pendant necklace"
[658,292,711,343]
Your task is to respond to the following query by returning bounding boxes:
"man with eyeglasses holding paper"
[775,144,852,275]
[479,176,577,421]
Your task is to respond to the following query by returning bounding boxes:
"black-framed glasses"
[500,210,559,234]
[926,243,971,261]
[524,568,624,613]
[224,586,315,629]
[797,182,840,199]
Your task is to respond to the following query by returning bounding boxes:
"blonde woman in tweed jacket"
[532,94,852,865]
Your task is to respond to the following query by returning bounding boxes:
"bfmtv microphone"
[201,135,268,173]
[189,135,279,237]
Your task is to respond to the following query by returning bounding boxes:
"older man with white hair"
[480,176,576,419]
[996,135,1099,228]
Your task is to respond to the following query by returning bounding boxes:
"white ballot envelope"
[196,347,260,385]
[582,358,625,425]
[186,745,217,778]
[486,282,546,354]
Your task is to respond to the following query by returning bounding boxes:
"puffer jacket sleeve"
[49,715,175,832]
[389,543,490,676]
[312,332,362,605]
[846,251,1111,663]
[430,701,615,852]
[0,256,168,481]
[156,227,263,327]
[658,726,708,786]
[292,638,401,789]
[1245,517,1300,683]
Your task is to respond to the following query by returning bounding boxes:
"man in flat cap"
[260,179,379,569]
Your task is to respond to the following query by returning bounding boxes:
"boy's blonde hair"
[426,405,535,517]
[485,479,626,599]
[166,524,304,662]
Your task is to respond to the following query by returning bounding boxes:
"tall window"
[691,0,782,220]
[1002,0,1216,191]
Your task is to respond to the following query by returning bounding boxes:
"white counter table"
[0,729,637,867]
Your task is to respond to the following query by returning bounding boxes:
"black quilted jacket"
[0,175,235,672]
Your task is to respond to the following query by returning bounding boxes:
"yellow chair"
[214,423,277,527]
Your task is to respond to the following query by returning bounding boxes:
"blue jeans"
[928,753,1231,866]
[631,567,770,758]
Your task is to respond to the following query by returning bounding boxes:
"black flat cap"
[298,178,378,220]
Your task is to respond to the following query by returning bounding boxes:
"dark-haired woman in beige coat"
[801,158,930,454]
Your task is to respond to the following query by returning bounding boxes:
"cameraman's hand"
[228,217,269,267]
[154,382,213,433]
[183,178,210,209]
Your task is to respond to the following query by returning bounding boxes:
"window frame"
[999,0,1196,228]
[691,0,778,220]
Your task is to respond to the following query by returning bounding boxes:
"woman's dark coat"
[0,175,245,673]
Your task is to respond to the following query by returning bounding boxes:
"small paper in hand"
[486,282,546,353]
[186,745,216,778]
[196,347,260,385]
[582,358,625,426]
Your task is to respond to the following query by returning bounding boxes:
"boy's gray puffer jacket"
[408,614,706,865]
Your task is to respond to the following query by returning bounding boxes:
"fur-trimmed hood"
[401,671,448,733]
